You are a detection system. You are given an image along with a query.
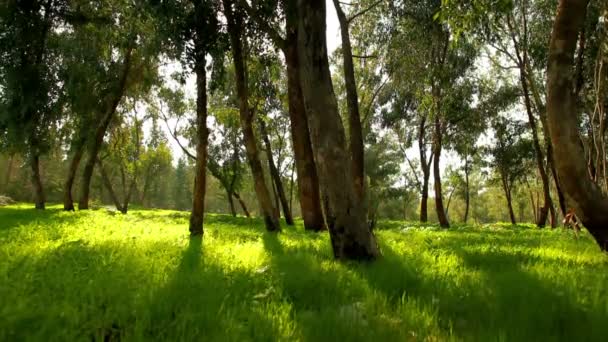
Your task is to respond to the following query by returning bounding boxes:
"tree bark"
[418,116,431,222]
[224,0,280,232]
[259,118,294,225]
[502,177,517,225]
[233,191,251,218]
[189,49,209,236]
[297,0,378,260]
[432,114,450,228]
[97,158,123,212]
[547,0,608,250]
[30,152,45,210]
[3,153,14,193]
[284,31,326,231]
[464,156,470,223]
[78,46,133,210]
[63,140,85,211]
[333,0,366,201]
[227,191,237,217]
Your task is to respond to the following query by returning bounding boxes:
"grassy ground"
[1,204,607,341]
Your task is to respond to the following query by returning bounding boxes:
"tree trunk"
[227,190,237,217]
[502,177,516,225]
[432,114,449,228]
[233,191,251,218]
[189,50,209,236]
[97,159,123,212]
[297,0,378,260]
[284,36,326,231]
[464,157,470,223]
[3,153,14,193]
[547,0,608,250]
[418,116,431,222]
[333,0,365,201]
[78,47,133,210]
[30,152,45,210]
[63,141,85,211]
[259,118,294,225]
[224,0,280,232]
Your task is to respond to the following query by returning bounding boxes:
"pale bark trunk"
[547,0,608,250]
[333,0,365,201]
[297,0,378,260]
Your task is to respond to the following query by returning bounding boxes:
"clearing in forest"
[0,204,607,341]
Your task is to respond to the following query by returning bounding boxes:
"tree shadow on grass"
[0,206,81,232]
[349,239,607,341]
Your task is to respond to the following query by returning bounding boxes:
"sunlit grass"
[1,204,607,341]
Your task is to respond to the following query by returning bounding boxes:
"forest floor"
[0,204,607,341]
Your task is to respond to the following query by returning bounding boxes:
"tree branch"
[347,0,382,24]
[237,0,286,50]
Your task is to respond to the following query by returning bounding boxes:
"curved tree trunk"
[502,177,517,225]
[547,0,608,250]
[224,0,280,232]
[63,141,85,211]
[259,118,294,225]
[97,159,123,212]
[227,191,237,217]
[30,152,45,210]
[297,0,378,260]
[189,51,209,236]
[78,47,133,210]
[432,115,449,228]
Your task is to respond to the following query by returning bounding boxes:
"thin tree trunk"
[259,118,294,225]
[227,190,237,217]
[333,0,365,201]
[433,114,450,228]
[63,141,85,211]
[79,47,133,210]
[464,157,470,223]
[419,116,431,223]
[297,0,378,260]
[97,159,123,212]
[224,0,280,232]
[289,162,295,213]
[3,153,14,193]
[30,152,45,210]
[502,177,516,225]
[547,0,608,250]
[189,47,209,236]
[233,191,251,218]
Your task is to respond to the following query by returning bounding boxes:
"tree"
[223,0,280,231]
[297,0,379,260]
[238,0,326,231]
[546,0,608,250]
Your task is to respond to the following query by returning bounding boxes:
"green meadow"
[1,204,607,341]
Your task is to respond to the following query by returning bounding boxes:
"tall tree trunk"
[547,0,608,250]
[63,141,85,211]
[30,152,45,210]
[289,162,295,213]
[189,50,209,236]
[464,156,470,223]
[78,47,133,210]
[224,0,280,232]
[432,114,449,228]
[333,0,365,201]
[233,191,251,218]
[284,37,326,231]
[297,0,378,260]
[259,118,294,225]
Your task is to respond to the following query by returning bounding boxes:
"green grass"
[1,204,607,341]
